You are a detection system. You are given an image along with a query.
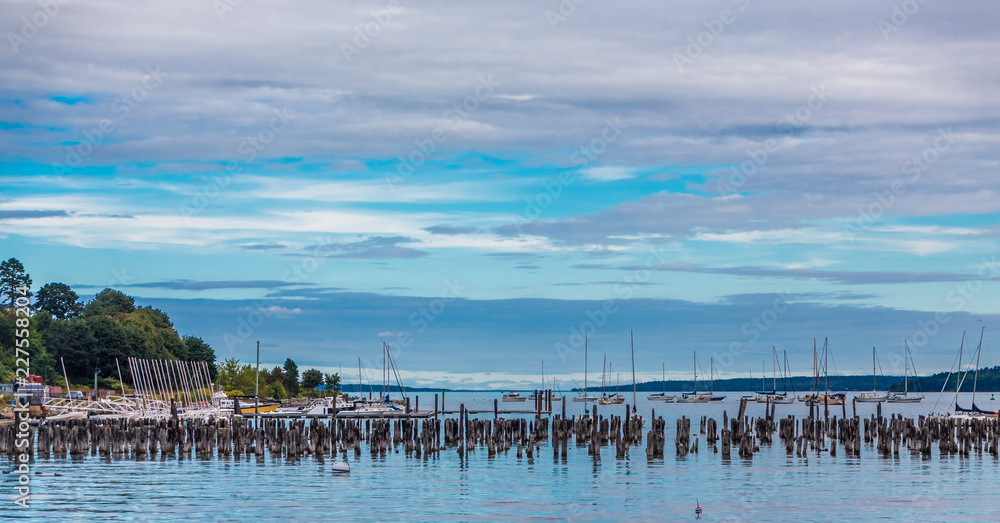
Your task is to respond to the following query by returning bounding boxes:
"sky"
[1,0,999,390]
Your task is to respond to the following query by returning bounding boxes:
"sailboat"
[954,327,997,417]
[755,347,791,403]
[677,352,712,403]
[856,347,888,402]
[529,361,562,402]
[887,341,923,403]
[709,357,725,402]
[648,362,676,402]
[573,335,598,403]
[599,358,624,405]
[797,341,820,403]
[806,338,846,406]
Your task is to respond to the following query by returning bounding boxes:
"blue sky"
[2,1,999,388]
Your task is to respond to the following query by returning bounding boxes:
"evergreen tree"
[0,258,32,306]
[283,358,300,397]
[301,368,324,390]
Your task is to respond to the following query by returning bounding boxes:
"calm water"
[4,392,1000,522]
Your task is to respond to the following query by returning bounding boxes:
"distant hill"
[583,368,1000,393]
[591,375,903,393]
[904,365,1000,393]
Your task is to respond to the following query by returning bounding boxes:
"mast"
[783,350,792,395]
[254,340,260,416]
[903,341,909,394]
[953,332,965,408]
[872,347,876,394]
[973,326,985,403]
[601,355,607,398]
[631,330,637,408]
[693,351,698,394]
[662,362,666,395]
[583,334,588,397]
[772,346,777,392]
[823,338,829,395]
[710,357,715,396]
[761,359,765,392]
[812,339,818,395]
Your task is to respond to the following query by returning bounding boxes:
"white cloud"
[239,305,301,317]
[580,166,634,182]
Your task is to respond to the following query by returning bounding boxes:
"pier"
[4,398,1000,464]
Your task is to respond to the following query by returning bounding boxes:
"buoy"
[331,461,351,474]
[695,500,703,515]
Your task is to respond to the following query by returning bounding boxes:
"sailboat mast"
[710,357,715,396]
[824,338,829,394]
[584,334,588,397]
[812,339,818,394]
[784,350,792,395]
[872,347,876,393]
[772,346,777,392]
[630,330,637,408]
[903,342,909,394]
[973,327,984,402]
[693,351,698,393]
[602,355,607,397]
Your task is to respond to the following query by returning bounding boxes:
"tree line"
[215,356,341,400]
[1,257,342,400]
[0,257,215,389]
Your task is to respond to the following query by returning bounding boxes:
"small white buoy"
[331,461,351,474]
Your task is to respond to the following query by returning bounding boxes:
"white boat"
[573,334,598,403]
[887,341,924,403]
[677,351,712,403]
[502,391,527,402]
[754,347,793,404]
[598,357,625,405]
[855,347,888,402]
[648,363,675,402]
[528,362,563,402]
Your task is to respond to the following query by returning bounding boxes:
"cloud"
[238,305,301,317]
[0,210,70,219]
[628,263,993,285]
[580,166,634,182]
[239,243,286,251]
[424,225,482,235]
[307,236,426,259]
[132,280,311,291]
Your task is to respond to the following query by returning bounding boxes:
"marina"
[5,391,1000,520]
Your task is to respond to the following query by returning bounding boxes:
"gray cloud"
[133,280,311,291]
[614,263,993,285]
[239,243,286,251]
[0,210,69,219]
[307,236,426,259]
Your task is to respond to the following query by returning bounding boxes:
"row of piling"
[5,400,1000,463]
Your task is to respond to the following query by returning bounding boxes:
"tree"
[84,288,136,316]
[0,258,32,306]
[283,358,300,397]
[301,368,324,390]
[35,282,83,319]
[184,336,218,378]
[266,381,287,400]
[41,319,98,382]
[267,366,286,385]
[324,372,341,392]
